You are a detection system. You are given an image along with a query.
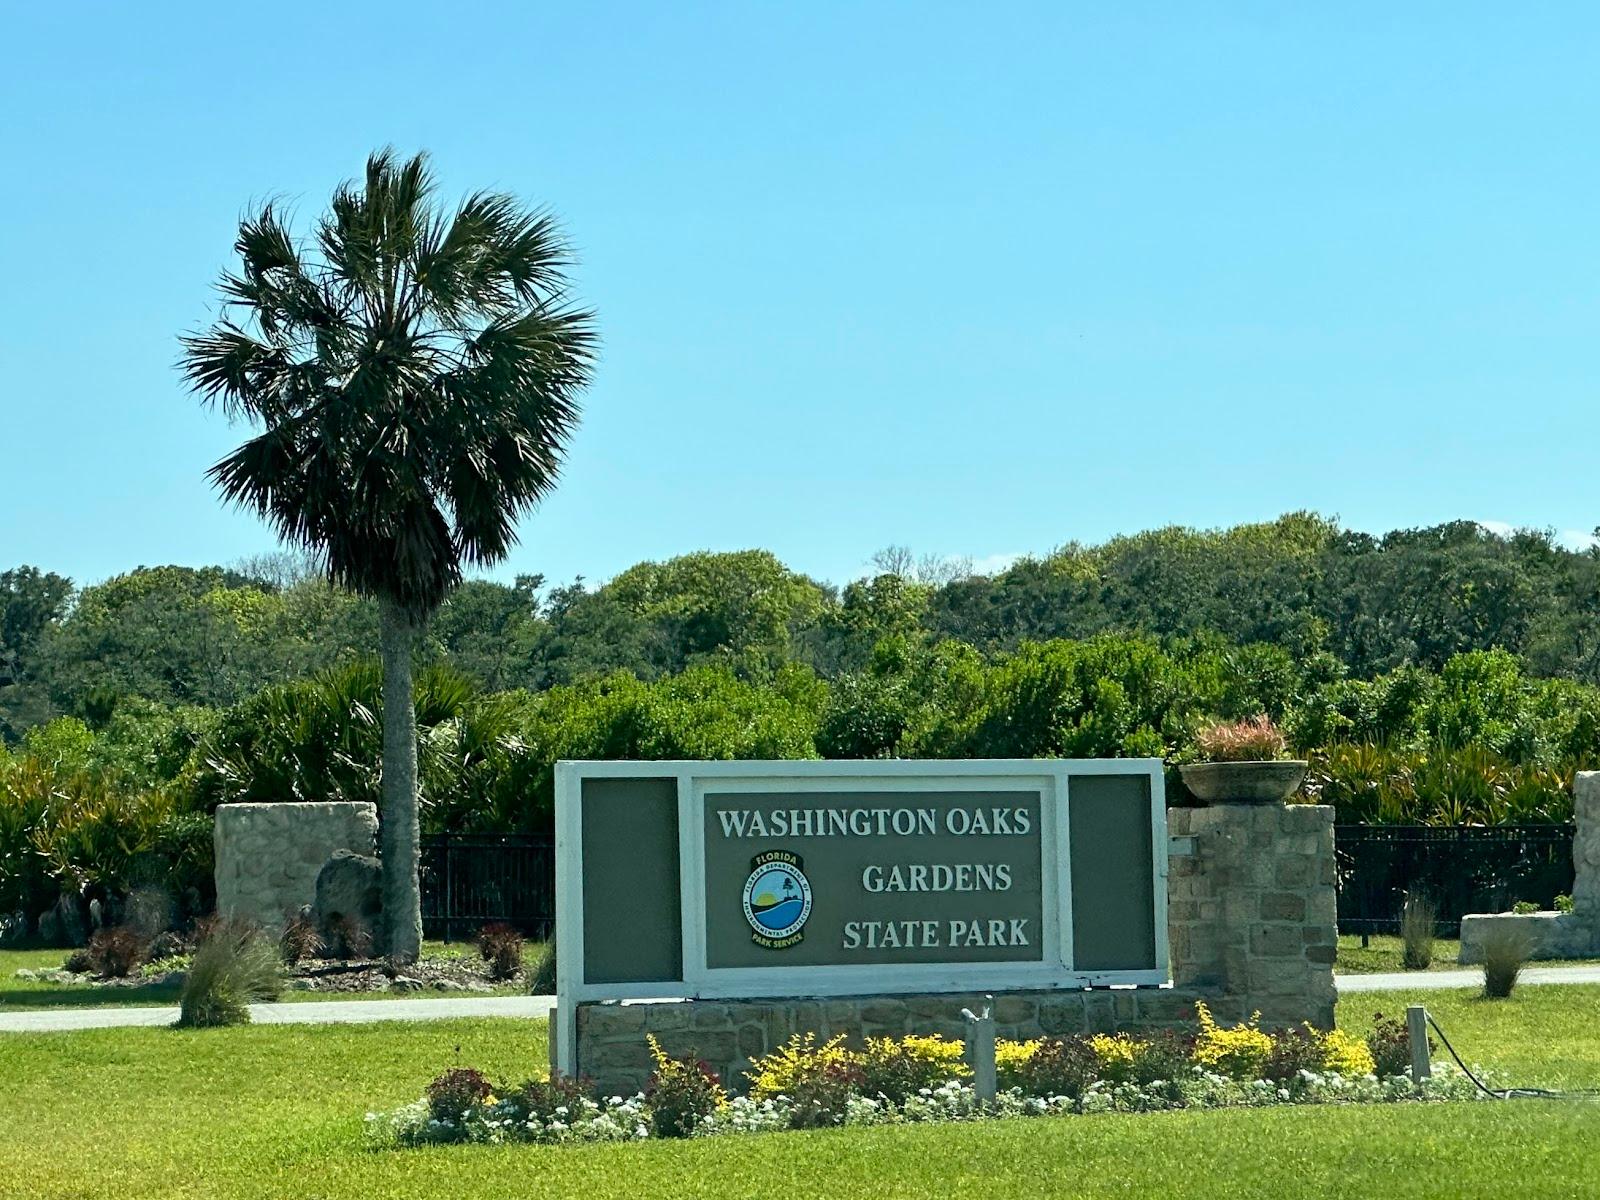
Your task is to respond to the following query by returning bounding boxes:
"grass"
[1334,934,1600,975]
[0,941,547,1010]
[0,987,1598,1198]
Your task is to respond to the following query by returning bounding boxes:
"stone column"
[1166,803,1337,1029]
[1574,773,1600,924]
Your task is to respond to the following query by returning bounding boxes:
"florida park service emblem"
[742,850,811,948]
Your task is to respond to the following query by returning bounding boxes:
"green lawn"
[1,987,1598,1199]
[1334,933,1600,975]
[0,941,545,1010]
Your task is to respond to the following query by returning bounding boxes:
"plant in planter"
[1179,715,1308,804]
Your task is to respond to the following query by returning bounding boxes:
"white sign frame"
[554,758,1168,1076]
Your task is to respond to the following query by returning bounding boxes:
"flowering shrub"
[426,1068,493,1126]
[747,1033,857,1100]
[995,1038,1040,1091]
[1009,1035,1100,1099]
[1192,1003,1274,1080]
[859,1035,969,1104]
[500,1074,595,1126]
[1196,714,1288,761]
[1089,1034,1140,1083]
[1318,1028,1376,1077]
[644,1034,726,1137]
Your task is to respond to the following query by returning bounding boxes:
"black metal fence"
[1335,824,1575,936]
[419,833,556,942]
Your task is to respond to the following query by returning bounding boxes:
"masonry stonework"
[213,802,379,928]
[571,802,1339,1094]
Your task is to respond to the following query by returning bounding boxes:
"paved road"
[0,993,557,1033]
[6,967,1600,1032]
[1335,965,1600,992]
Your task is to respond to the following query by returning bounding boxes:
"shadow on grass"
[0,980,183,1009]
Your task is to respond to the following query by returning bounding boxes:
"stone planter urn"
[1179,760,1308,805]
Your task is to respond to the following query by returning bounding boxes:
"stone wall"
[213,802,379,928]
[1459,771,1600,962]
[570,802,1339,1094]
[574,985,1228,1097]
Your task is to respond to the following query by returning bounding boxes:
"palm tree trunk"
[378,595,423,963]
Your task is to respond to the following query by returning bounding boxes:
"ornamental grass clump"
[1481,925,1531,999]
[1400,891,1436,970]
[279,912,324,965]
[175,919,283,1028]
[644,1035,726,1137]
[1195,715,1288,762]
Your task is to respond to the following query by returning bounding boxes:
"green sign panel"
[703,790,1044,968]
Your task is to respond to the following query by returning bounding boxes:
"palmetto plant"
[181,150,596,959]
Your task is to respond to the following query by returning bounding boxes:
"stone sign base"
[570,987,1240,1096]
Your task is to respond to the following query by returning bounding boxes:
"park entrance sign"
[553,759,1169,1075]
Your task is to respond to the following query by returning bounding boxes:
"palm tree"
[181,150,596,961]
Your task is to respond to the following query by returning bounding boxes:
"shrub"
[995,1038,1040,1092]
[1400,891,1435,970]
[786,1058,868,1128]
[279,912,324,964]
[1192,1002,1273,1080]
[1088,1033,1141,1084]
[426,1067,493,1124]
[1262,1026,1324,1084]
[528,939,556,994]
[1129,1030,1195,1085]
[1555,893,1575,914]
[1481,925,1530,999]
[1511,900,1538,915]
[1367,1011,1425,1078]
[1195,715,1287,762]
[747,1033,858,1100]
[859,1034,969,1104]
[1009,1035,1099,1099]
[1318,1028,1376,1077]
[175,919,283,1028]
[85,926,148,979]
[475,922,524,981]
[502,1074,594,1125]
[645,1034,725,1137]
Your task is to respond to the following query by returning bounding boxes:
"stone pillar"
[214,802,379,928]
[1166,803,1337,1029]
[1574,773,1600,922]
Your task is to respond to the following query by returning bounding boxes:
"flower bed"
[364,1006,1485,1149]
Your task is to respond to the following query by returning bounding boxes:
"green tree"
[180,150,596,960]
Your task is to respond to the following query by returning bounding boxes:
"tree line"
[5,513,1600,743]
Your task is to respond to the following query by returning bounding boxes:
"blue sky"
[3,3,1597,591]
